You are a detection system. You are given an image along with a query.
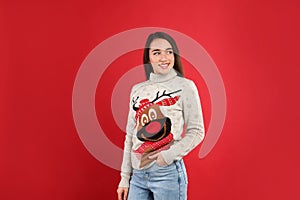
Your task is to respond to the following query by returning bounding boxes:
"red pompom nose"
[145,121,161,134]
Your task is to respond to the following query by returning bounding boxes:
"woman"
[117,32,205,200]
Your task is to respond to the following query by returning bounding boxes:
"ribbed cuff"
[118,177,130,188]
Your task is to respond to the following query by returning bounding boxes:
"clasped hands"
[148,152,168,166]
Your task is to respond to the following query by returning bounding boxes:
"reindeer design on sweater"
[132,89,182,167]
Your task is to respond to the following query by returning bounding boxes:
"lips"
[158,63,170,69]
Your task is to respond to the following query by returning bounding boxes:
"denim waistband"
[133,159,184,173]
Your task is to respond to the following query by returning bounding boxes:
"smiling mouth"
[158,63,170,69]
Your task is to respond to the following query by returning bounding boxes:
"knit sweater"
[118,68,205,188]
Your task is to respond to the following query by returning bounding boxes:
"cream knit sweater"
[119,68,205,188]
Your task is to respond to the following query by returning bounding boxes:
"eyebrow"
[151,48,173,52]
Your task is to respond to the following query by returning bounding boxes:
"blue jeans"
[127,159,188,200]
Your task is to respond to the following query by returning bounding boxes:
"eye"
[148,108,157,120]
[141,114,149,126]
[167,50,173,55]
[153,51,160,56]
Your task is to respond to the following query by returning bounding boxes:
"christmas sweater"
[119,68,205,188]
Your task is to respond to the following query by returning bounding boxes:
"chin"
[159,68,172,74]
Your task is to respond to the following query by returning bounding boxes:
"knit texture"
[118,68,205,188]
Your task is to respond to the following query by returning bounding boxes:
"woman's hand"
[148,152,168,166]
[117,187,128,200]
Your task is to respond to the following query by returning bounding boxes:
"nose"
[145,121,161,134]
[159,52,168,61]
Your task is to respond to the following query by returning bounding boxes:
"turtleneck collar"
[149,68,178,83]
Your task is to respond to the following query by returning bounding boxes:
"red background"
[1,0,300,199]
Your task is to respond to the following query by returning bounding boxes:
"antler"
[132,96,139,111]
[150,89,182,103]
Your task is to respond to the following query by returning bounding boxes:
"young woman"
[117,32,205,200]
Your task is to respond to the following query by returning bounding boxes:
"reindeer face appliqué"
[137,104,171,142]
[132,89,181,167]
[132,89,181,143]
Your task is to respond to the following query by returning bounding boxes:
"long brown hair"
[143,32,184,79]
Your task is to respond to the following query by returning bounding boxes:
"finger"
[124,188,128,200]
[148,152,159,159]
[117,189,123,200]
[156,159,167,166]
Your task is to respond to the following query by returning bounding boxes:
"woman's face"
[149,38,175,75]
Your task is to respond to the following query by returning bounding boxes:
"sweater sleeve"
[118,89,136,188]
[160,80,205,164]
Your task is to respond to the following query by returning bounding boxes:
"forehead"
[149,38,172,50]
